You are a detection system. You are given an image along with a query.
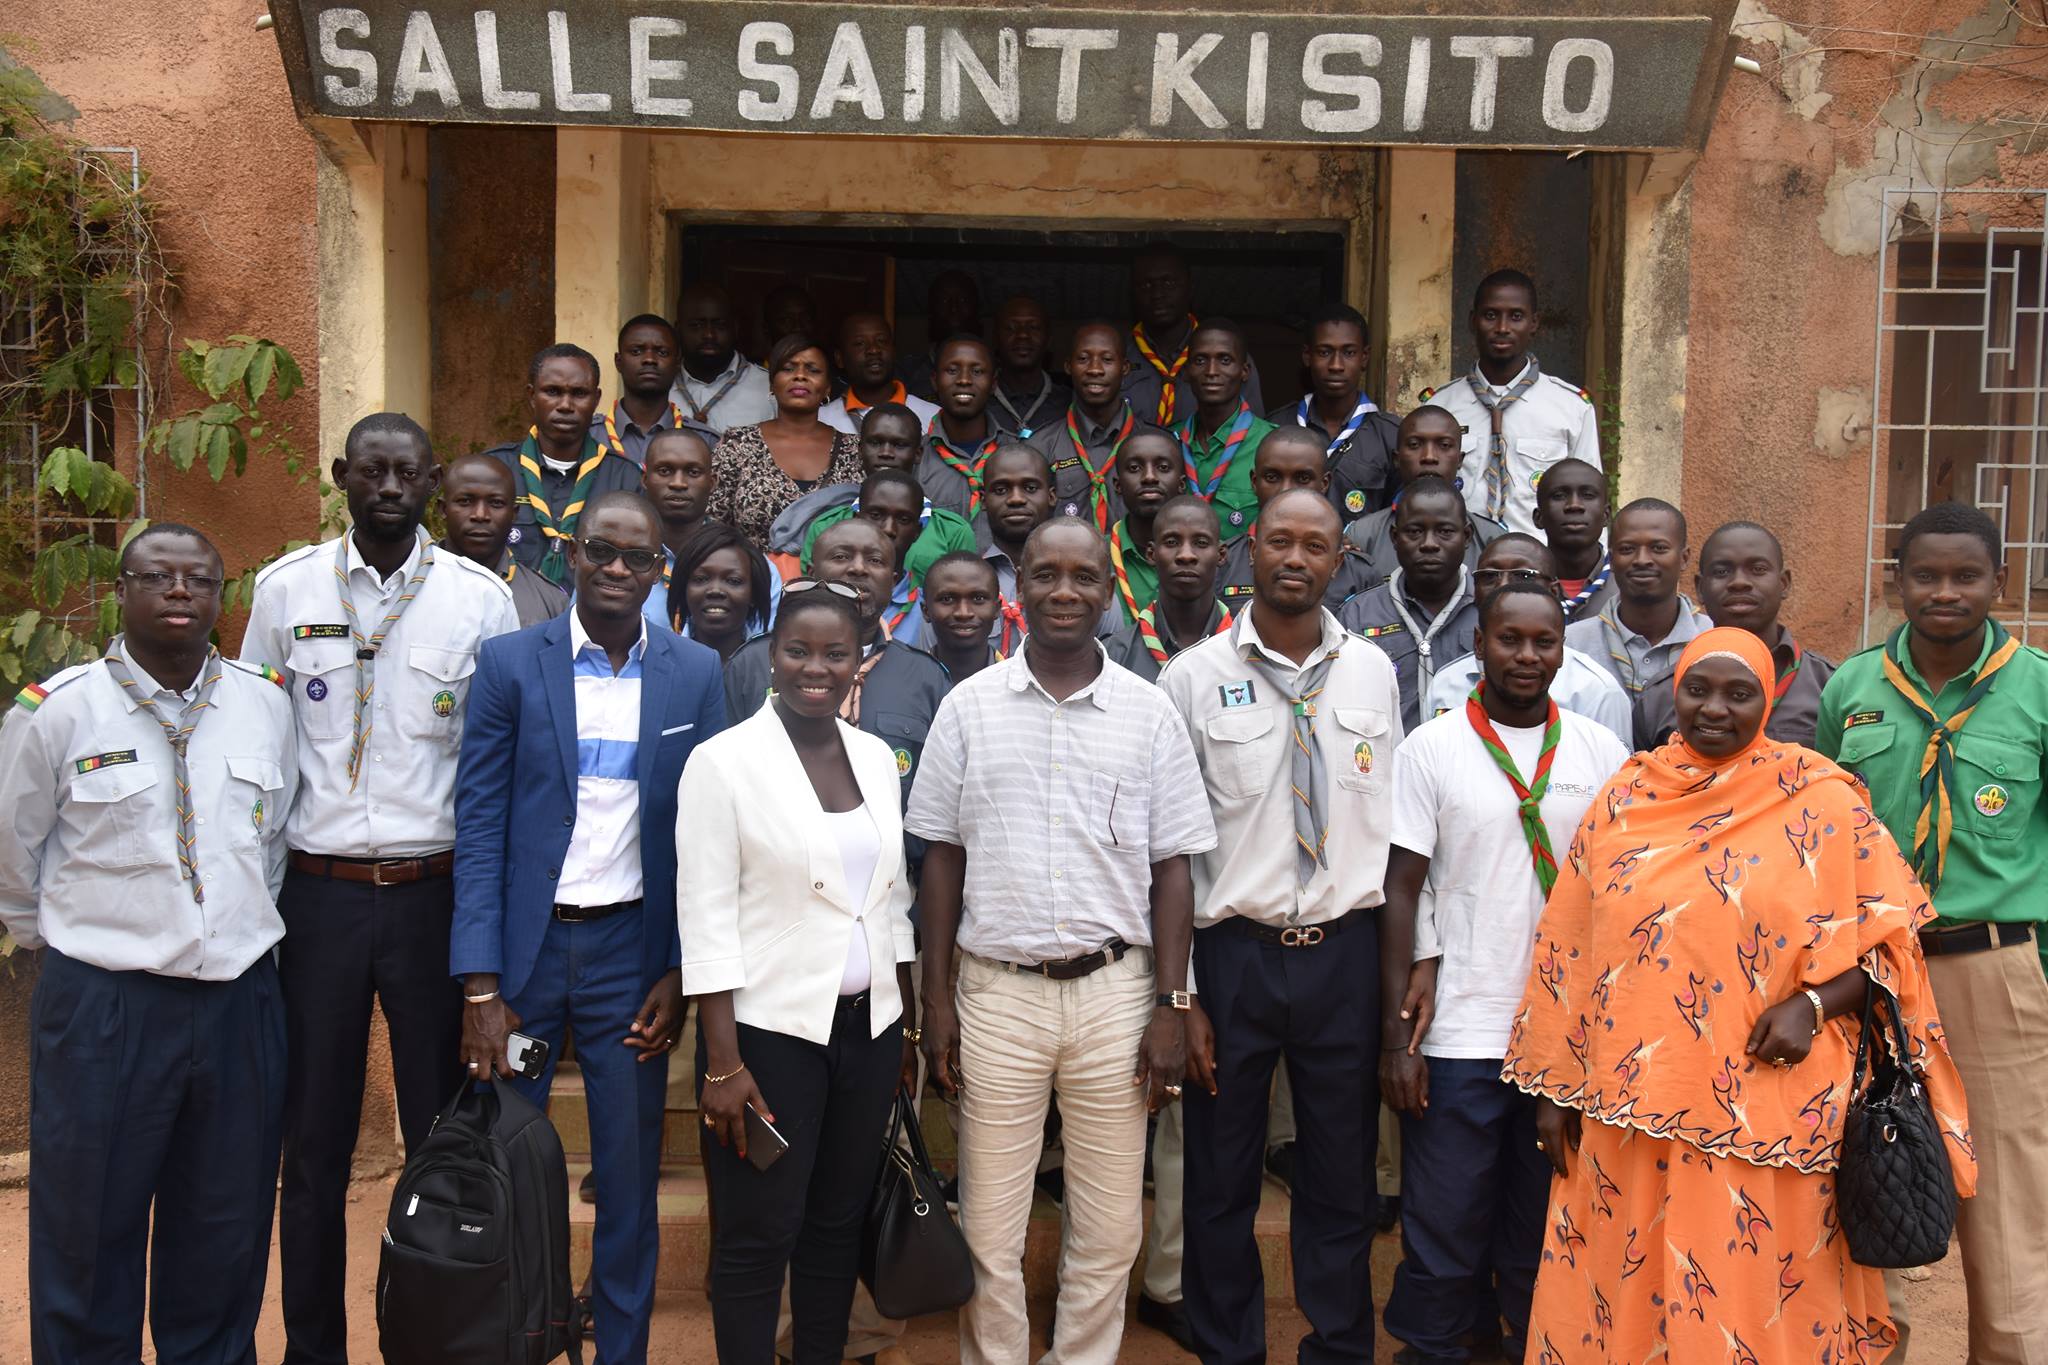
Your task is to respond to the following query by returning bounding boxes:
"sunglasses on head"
[783,578,862,601]
[577,538,663,574]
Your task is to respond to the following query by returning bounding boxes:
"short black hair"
[1394,474,1464,519]
[578,490,661,540]
[985,442,1052,481]
[1306,302,1369,346]
[772,582,864,643]
[672,522,773,635]
[1472,268,1539,313]
[935,333,993,361]
[529,342,601,386]
[1615,496,1687,543]
[617,314,676,347]
[1481,531,1557,575]
[860,468,923,503]
[1897,501,2001,566]
[1400,403,1462,433]
[1254,426,1326,464]
[1701,520,1783,562]
[344,411,431,462]
[859,401,920,433]
[120,522,220,574]
[924,549,999,588]
[1479,579,1565,630]
[1068,318,1126,351]
[1152,492,1220,530]
[644,427,712,461]
[1190,317,1247,353]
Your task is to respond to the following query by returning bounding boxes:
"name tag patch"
[292,624,350,639]
[76,750,138,774]
[1844,710,1885,729]
[1218,680,1258,709]
[1357,622,1405,638]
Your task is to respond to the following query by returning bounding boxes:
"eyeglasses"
[122,570,224,597]
[783,578,862,601]
[1472,567,1554,589]
[577,538,663,574]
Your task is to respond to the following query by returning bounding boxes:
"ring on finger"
[1536,1139,1547,1151]
[1165,1084,1183,1097]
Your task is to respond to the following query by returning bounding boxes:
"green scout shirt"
[1174,403,1273,542]
[1816,626,2048,928]
[1108,516,1161,628]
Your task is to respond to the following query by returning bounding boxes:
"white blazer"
[676,704,916,1045]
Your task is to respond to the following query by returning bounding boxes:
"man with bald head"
[672,282,776,435]
[1157,488,1402,1363]
[439,451,568,627]
[909,516,1215,1362]
[1215,427,1375,611]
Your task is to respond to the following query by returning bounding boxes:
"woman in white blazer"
[677,581,917,1363]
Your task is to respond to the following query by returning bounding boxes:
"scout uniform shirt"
[1817,626,2048,928]
[1272,396,1401,529]
[1565,595,1712,749]
[588,400,717,469]
[1424,361,1600,535]
[670,352,777,437]
[1343,503,1510,593]
[916,418,1003,521]
[0,643,297,979]
[1215,534,1375,615]
[1027,402,1137,530]
[1175,402,1275,542]
[1106,516,1162,629]
[463,545,567,630]
[1123,328,1266,430]
[1339,570,1481,733]
[241,531,520,858]
[482,438,644,581]
[1105,600,1233,684]
[1637,624,1835,750]
[990,372,1072,442]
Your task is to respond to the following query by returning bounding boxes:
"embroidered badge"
[1974,783,2009,817]
[306,677,329,701]
[1344,489,1365,514]
[256,663,285,687]
[432,689,456,718]
[291,624,350,639]
[1228,510,1245,526]
[1353,740,1374,775]
[1218,680,1258,709]
[1060,502,1081,518]
[894,747,913,777]
[252,797,265,829]
[1049,456,1081,472]
[507,526,523,544]
[1221,583,1255,599]
[75,749,139,775]
[1844,710,1885,729]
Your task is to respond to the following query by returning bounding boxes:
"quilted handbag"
[1837,981,1958,1268]
[859,1088,976,1320]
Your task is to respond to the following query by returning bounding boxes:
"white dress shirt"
[1427,362,1600,535]
[904,646,1216,965]
[241,531,519,857]
[669,352,777,435]
[819,390,940,436]
[557,612,647,907]
[0,648,297,978]
[1158,608,1402,937]
[1423,646,1633,748]
[1390,706,1628,1058]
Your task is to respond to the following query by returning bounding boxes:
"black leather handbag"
[860,1088,976,1320]
[1837,981,1958,1268]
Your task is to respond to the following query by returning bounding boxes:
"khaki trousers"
[1141,1101,1184,1304]
[1924,933,2048,1365]
[955,947,1155,1365]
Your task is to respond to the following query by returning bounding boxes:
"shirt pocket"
[1835,720,1896,771]
[1511,437,1569,492]
[1088,769,1151,857]
[399,645,478,743]
[1330,706,1390,796]
[1203,710,1278,801]
[66,760,160,869]
[286,639,359,742]
[1953,731,2041,840]
[220,754,287,851]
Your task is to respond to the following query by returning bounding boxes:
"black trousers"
[276,866,464,1365]
[29,949,286,1365]
[1184,918,1381,1365]
[698,995,901,1365]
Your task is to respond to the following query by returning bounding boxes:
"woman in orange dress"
[1503,627,1974,1364]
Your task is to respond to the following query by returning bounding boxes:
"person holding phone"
[677,581,919,1364]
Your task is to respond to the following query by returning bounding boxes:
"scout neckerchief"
[997,596,1028,658]
[334,533,435,790]
[847,381,909,419]
[1296,392,1378,462]
[1132,314,1196,424]
[601,400,688,460]
[928,417,1001,517]
[1068,403,1137,533]
[1385,566,1472,698]
[1468,357,1543,523]
[1136,600,1233,665]
[102,639,223,904]
[1176,401,1255,504]
[1108,518,1157,623]
[1880,618,2022,892]
[517,429,606,586]
[1466,680,1563,895]
[1242,624,1343,889]
[1559,552,1612,618]
[841,639,888,725]
[992,373,1054,439]
[682,360,745,426]
[884,586,918,638]
[1774,636,1804,703]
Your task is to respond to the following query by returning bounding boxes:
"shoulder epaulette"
[225,658,287,687]
[12,662,95,712]
[250,538,331,589]
[1845,640,1888,661]
[1418,386,1437,402]
[1542,374,1594,403]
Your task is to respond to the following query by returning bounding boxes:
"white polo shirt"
[1426,362,1600,535]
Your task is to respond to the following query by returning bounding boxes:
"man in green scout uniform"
[1173,320,1274,542]
[1106,494,1231,685]
[1817,500,2048,1365]
[1106,427,1184,628]
[485,343,643,586]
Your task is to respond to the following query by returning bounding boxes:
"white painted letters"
[475,12,540,110]
[1024,27,1118,125]
[737,21,798,121]
[547,10,611,112]
[903,25,927,121]
[1542,38,1613,133]
[316,8,377,108]
[1150,32,1226,129]
[630,17,692,117]
[1245,31,1269,130]
[1402,36,1431,131]
[939,27,1020,125]
[811,22,884,119]
[1449,35,1533,132]
[1300,33,1381,133]
[393,11,458,108]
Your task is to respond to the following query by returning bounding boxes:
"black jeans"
[699,994,902,1365]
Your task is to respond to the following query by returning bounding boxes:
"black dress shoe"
[1376,1193,1402,1233]
[1136,1293,1197,1354]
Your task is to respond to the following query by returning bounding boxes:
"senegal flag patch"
[292,624,350,639]
[76,749,139,775]
[1357,622,1405,638]
[257,663,285,687]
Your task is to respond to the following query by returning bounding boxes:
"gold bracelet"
[1802,988,1825,1037]
[704,1062,747,1085]
[903,1025,923,1045]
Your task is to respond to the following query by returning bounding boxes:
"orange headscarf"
[1503,628,1974,1187]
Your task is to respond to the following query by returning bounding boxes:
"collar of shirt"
[1894,620,1997,699]
[682,351,747,395]
[344,528,424,598]
[1479,357,1537,397]
[1006,641,1116,711]
[1234,603,1347,674]
[1389,567,1474,625]
[569,607,648,673]
[109,638,197,706]
[1071,405,1129,444]
[1602,594,1708,651]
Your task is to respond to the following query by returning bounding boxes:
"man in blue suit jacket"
[452,492,725,1365]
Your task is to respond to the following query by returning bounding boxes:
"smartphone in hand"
[743,1102,789,1172]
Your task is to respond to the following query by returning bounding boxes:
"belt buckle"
[1280,924,1325,948]
[370,860,404,887]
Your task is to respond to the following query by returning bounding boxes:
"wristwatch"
[1156,990,1192,1011]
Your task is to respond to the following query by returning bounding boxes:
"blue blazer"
[451,612,726,1001]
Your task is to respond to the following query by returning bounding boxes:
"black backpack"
[377,1078,581,1365]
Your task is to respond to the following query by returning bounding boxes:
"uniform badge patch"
[1218,680,1258,709]
[1357,622,1405,638]
[76,749,139,775]
[432,689,456,718]
[1844,710,1884,729]
[306,677,329,701]
[1353,740,1374,775]
[1974,783,2009,817]
[1344,489,1366,514]
[894,747,913,777]
[1061,502,1081,518]
[507,527,523,544]
[15,683,49,712]
[292,624,350,639]
[1228,510,1245,526]
[252,797,265,829]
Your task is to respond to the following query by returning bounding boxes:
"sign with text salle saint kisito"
[276,2,1735,150]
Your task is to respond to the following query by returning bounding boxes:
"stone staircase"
[545,1060,1299,1300]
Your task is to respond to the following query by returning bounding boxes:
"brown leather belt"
[1219,904,1364,948]
[1917,921,2034,958]
[288,850,454,886]
[989,939,1131,981]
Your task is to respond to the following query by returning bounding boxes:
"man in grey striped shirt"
[908,519,1216,1364]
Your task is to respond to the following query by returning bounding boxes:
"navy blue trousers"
[503,906,670,1365]
[1184,920,1380,1365]
[1384,1057,1550,1362]
[29,949,286,1365]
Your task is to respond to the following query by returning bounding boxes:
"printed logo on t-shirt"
[1549,781,1597,798]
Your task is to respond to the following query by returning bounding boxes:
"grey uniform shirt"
[1634,626,1837,750]
[1564,596,1713,749]
[1104,601,1232,684]
[1271,401,1401,528]
[1343,505,1509,591]
[1123,332,1264,426]
[461,545,567,629]
[589,401,718,469]
[916,425,1002,521]
[1216,537,1375,614]
[0,649,298,978]
[481,443,645,577]
[1339,571,1481,733]
[990,374,1072,442]
[1027,402,1136,524]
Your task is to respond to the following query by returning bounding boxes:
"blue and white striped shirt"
[558,612,648,907]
